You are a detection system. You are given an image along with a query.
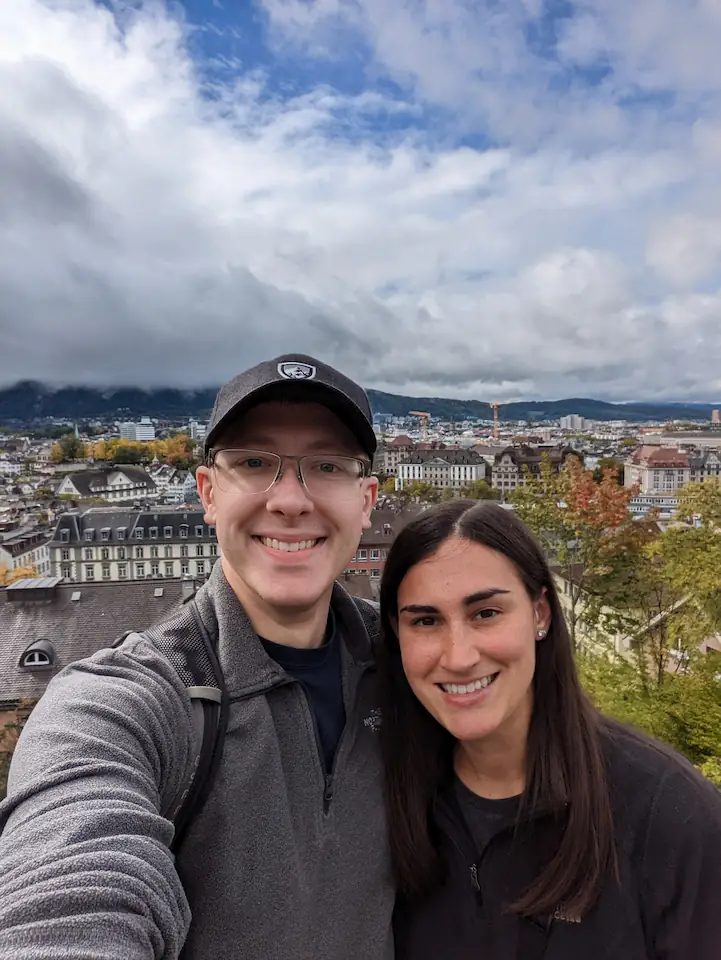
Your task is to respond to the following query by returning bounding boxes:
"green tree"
[511,458,642,647]
[51,434,86,462]
[405,481,440,503]
[442,487,456,502]
[461,479,500,500]
[113,444,143,465]
[379,478,397,496]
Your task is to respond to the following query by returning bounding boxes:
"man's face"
[197,401,377,612]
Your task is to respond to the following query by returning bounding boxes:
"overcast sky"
[1,0,721,402]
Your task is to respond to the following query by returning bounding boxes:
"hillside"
[0,381,716,424]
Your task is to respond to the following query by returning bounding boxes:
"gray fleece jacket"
[0,563,394,960]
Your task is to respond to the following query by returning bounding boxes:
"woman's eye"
[475,609,499,620]
[411,616,436,627]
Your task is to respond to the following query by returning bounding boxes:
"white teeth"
[441,675,497,695]
[259,537,319,552]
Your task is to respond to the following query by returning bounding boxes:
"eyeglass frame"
[205,447,374,498]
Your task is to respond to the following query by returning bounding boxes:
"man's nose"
[264,461,314,514]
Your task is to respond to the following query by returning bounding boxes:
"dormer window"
[180,525,188,538]
[84,529,94,541]
[117,527,126,540]
[164,526,172,538]
[20,640,56,671]
[135,528,144,539]
[195,525,203,537]
[101,528,110,541]
[150,527,158,539]
[60,529,70,542]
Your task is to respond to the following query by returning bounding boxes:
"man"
[0,355,393,960]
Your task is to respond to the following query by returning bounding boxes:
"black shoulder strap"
[350,596,381,647]
[114,596,228,854]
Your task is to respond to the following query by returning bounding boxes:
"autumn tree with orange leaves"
[510,457,642,647]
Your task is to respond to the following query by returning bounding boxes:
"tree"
[592,458,624,485]
[441,487,456,502]
[510,458,642,647]
[461,479,500,500]
[620,437,637,449]
[405,481,440,503]
[113,444,143,465]
[0,564,38,586]
[0,700,35,800]
[379,478,396,496]
[51,434,86,462]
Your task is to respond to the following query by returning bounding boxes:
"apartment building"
[343,508,422,582]
[54,466,157,502]
[51,507,218,583]
[119,417,156,442]
[374,436,416,476]
[0,528,52,576]
[396,449,486,491]
[491,445,572,494]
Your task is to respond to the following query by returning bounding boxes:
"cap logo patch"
[277,361,317,380]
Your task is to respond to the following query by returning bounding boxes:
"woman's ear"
[534,586,551,637]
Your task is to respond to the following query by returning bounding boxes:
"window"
[136,563,145,578]
[195,525,203,537]
[150,527,158,539]
[164,545,172,558]
[210,544,218,556]
[181,561,189,575]
[61,548,70,560]
[164,526,173,538]
[370,549,380,561]
[357,549,367,560]
[209,526,216,538]
[99,547,109,561]
[196,561,206,575]
[102,564,111,580]
[150,546,159,558]
[180,525,188,538]
[181,545,188,558]
[101,528,110,541]
[61,564,72,578]
[84,547,93,561]
[84,529,94,541]
[151,562,160,576]
[118,563,127,579]
[135,528,144,539]
[370,568,381,579]
[60,529,70,542]
[196,544,204,557]
[85,566,95,580]
[164,562,174,577]
[117,527,126,540]
[118,546,126,560]
[135,546,144,559]
[21,650,52,668]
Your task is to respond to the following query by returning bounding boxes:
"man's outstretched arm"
[0,636,196,959]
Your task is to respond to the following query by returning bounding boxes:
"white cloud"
[0,0,720,401]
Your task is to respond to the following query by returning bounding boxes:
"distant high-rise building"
[189,420,207,443]
[560,414,585,432]
[119,417,156,442]
[712,409,720,424]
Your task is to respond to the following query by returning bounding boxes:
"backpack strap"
[350,596,381,648]
[113,596,228,854]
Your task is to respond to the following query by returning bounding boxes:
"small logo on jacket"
[552,906,581,924]
[363,708,382,732]
[278,361,316,380]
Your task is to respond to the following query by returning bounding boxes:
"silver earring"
[537,629,546,639]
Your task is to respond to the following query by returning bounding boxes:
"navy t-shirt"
[260,610,346,772]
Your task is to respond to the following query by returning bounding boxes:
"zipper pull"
[323,775,334,805]
[469,863,480,893]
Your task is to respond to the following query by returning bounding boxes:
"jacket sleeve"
[0,636,196,959]
[640,761,721,959]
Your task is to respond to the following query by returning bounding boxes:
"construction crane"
[409,410,430,443]
[490,402,502,441]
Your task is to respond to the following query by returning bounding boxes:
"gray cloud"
[0,1,720,402]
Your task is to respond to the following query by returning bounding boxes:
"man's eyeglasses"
[208,449,371,501]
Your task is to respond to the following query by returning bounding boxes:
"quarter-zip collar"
[192,562,375,699]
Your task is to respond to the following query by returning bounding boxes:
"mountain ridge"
[0,381,717,424]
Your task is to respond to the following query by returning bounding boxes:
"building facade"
[119,417,156,442]
[396,449,486,491]
[54,466,157,502]
[0,529,52,576]
[51,508,218,583]
[624,447,690,494]
[490,445,573,494]
[374,436,416,476]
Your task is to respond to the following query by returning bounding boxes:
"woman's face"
[395,536,550,747]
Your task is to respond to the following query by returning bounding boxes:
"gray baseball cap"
[204,354,377,459]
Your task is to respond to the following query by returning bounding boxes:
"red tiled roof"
[390,435,414,446]
[632,446,689,467]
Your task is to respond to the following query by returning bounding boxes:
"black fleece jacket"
[394,724,721,960]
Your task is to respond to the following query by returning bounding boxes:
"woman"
[378,500,721,960]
